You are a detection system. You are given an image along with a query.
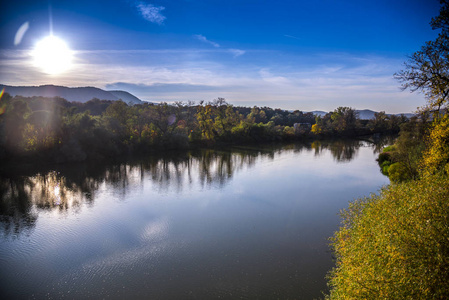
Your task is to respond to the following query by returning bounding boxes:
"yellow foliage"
[23,123,38,151]
[327,174,449,299]
[420,115,449,176]
[311,123,322,134]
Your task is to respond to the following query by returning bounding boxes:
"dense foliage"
[328,2,449,298]
[327,174,449,299]
[0,93,405,163]
[329,112,449,299]
[376,111,430,182]
[421,114,449,176]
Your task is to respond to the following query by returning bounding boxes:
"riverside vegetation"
[326,1,449,298]
[2,3,449,298]
[0,94,405,164]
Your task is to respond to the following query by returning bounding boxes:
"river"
[0,140,389,299]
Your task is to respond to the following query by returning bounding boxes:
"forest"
[0,93,407,164]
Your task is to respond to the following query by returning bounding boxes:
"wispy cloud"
[136,2,166,25]
[106,82,220,94]
[228,49,245,57]
[0,48,426,113]
[194,34,220,48]
[259,68,290,85]
[284,34,301,40]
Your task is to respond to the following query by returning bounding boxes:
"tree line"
[0,93,407,163]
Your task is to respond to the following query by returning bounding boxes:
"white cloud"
[259,68,290,85]
[136,2,166,25]
[194,34,220,48]
[228,49,245,57]
[0,49,427,113]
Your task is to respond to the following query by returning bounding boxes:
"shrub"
[377,151,392,165]
[382,145,396,152]
[380,160,391,175]
[388,162,411,182]
[377,151,394,176]
[327,174,449,299]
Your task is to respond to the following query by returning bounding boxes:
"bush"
[327,174,449,299]
[382,145,396,152]
[380,160,391,175]
[377,151,392,165]
[388,162,411,182]
[377,151,394,176]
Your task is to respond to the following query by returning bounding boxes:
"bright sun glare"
[32,35,73,75]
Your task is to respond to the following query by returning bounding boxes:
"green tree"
[329,107,359,134]
[104,100,129,125]
[389,116,428,181]
[174,100,197,135]
[103,100,129,139]
[196,99,241,141]
[196,102,215,140]
[368,111,388,132]
[4,99,31,152]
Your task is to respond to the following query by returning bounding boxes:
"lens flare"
[168,114,176,125]
[14,22,29,46]
[0,88,5,115]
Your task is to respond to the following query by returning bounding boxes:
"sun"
[32,35,73,75]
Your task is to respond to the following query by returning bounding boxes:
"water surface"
[0,140,389,299]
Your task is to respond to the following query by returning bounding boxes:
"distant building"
[294,123,312,133]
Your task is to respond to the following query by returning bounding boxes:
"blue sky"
[0,0,441,112]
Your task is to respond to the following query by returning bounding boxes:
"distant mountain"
[107,90,143,105]
[308,109,414,119]
[309,110,328,117]
[0,84,144,105]
[396,112,415,119]
[356,109,416,120]
[356,109,377,120]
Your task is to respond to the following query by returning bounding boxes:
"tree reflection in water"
[0,177,37,237]
[0,139,387,237]
[310,140,362,162]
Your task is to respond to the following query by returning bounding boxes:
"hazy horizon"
[1,83,420,115]
[0,0,441,113]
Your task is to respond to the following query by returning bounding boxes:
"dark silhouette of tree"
[395,0,449,111]
[4,99,30,152]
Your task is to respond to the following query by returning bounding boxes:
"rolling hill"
[0,84,144,105]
